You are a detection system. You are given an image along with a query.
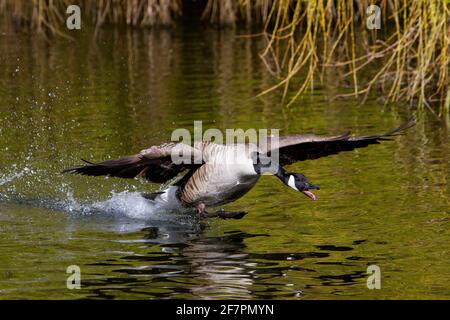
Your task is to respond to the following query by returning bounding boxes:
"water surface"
[0,26,449,299]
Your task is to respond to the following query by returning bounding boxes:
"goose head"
[285,172,320,201]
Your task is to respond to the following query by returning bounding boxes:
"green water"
[0,26,449,300]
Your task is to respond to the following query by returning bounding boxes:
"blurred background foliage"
[0,0,449,113]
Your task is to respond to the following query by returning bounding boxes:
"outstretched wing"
[269,118,414,166]
[62,143,201,183]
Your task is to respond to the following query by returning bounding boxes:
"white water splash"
[54,190,190,221]
[0,167,32,186]
[0,165,192,221]
[91,191,171,219]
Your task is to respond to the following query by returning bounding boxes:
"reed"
[255,0,450,112]
[0,0,181,32]
[0,0,448,112]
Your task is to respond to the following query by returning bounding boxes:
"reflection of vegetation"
[1,0,449,111]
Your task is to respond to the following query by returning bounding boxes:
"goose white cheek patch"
[288,175,317,201]
[287,175,299,191]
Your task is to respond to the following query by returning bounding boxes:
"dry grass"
[0,0,181,33]
[254,0,450,113]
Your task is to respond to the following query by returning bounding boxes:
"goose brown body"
[176,162,260,207]
[175,143,261,207]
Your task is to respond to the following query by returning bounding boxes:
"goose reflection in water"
[77,215,311,299]
[175,232,259,299]
[74,213,370,299]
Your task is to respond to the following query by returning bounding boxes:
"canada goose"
[63,119,414,219]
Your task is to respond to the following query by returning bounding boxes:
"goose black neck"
[274,166,290,184]
[252,153,289,183]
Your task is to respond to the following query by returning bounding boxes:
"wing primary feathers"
[274,117,415,165]
[383,116,415,136]
[81,158,95,165]
[62,142,198,183]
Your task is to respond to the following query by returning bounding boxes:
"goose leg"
[196,203,218,218]
[196,203,247,220]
